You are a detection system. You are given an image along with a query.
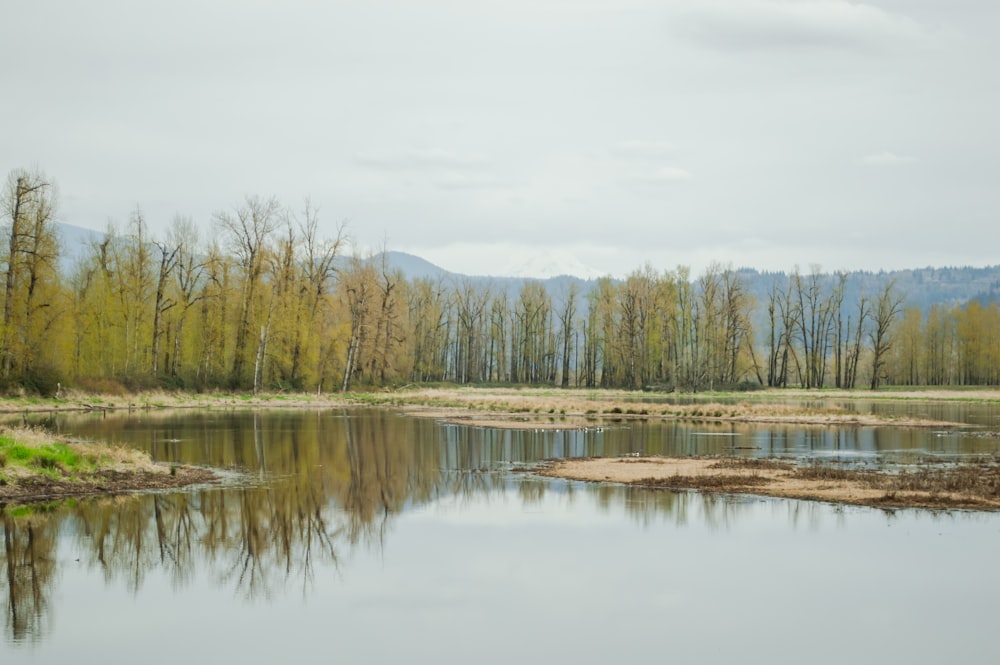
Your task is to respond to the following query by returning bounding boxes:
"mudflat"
[539,456,1000,511]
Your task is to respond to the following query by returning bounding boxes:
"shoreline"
[537,456,1000,512]
[2,385,998,429]
[3,386,998,507]
[0,466,220,505]
[0,426,221,505]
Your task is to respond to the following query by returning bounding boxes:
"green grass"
[0,435,97,478]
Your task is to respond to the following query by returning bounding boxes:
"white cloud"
[671,0,932,53]
[612,140,675,159]
[435,172,513,190]
[632,166,692,185]
[355,148,490,170]
[862,151,915,166]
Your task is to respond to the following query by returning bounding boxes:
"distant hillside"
[374,249,1000,312]
[361,252,451,281]
[52,224,999,311]
[56,222,104,274]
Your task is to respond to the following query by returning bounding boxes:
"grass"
[641,473,773,489]
[0,434,99,478]
[0,425,218,503]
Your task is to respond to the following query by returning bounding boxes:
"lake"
[3,405,1000,664]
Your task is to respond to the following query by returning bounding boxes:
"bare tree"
[869,280,903,390]
[1,168,59,380]
[215,195,281,387]
[556,281,579,387]
[150,218,183,375]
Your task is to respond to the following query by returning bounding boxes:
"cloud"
[355,148,490,170]
[861,151,915,166]
[639,166,693,185]
[671,0,931,54]
[612,140,674,159]
[435,172,513,190]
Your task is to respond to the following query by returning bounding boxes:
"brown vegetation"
[359,386,966,429]
[539,456,1000,511]
[0,426,218,503]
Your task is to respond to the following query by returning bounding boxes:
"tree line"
[2,167,998,395]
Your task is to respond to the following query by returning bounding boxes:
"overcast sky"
[3,0,998,277]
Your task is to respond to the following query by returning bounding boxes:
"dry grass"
[640,473,774,489]
[0,425,217,503]
[378,387,963,429]
[1,385,991,428]
[539,455,1000,512]
[708,458,795,472]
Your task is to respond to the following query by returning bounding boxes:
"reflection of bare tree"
[5,409,801,644]
[2,514,58,641]
[518,479,547,504]
[342,411,443,546]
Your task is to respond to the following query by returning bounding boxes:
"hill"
[51,223,999,311]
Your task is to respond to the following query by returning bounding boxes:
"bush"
[19,362,64,397]
[75,377,129,395]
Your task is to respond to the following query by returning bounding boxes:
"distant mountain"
[502,249,606,280]
[51,223,1000,311]
[362,251,451,281]
[376,251,1000,313]
[56,222,104,274]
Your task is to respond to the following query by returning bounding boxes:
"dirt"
[0,427,221,504]
[538,456,1000,512]
[0,466,219,504]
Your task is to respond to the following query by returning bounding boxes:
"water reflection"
[3,407,1000,648]
[3,513,58,641]
[2,411,497,642]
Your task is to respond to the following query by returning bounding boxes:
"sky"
[2,0,998,278]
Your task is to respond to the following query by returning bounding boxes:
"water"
[3,406,1000,664]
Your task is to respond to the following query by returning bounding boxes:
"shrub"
[75,377,129,396]
[21,362,64,397]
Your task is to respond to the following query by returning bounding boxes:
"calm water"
[3,406,1000,664]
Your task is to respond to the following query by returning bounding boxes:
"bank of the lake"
[3,385,999,507]
[348,386,980,429]
[3,385,997,428]
[539,456,1000,511]
[0,427,218,504]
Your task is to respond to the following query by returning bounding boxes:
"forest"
[3,167,1000,396]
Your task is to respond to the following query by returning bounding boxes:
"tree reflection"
[2,512,58,642]
[1,410,859,644]
[2,410,475,639]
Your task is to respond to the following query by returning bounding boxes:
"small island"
[0,426,217,504]
[538,456,1000,512]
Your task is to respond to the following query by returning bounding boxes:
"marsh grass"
[792,460,1000,499]
[545,455,1000,511]
[887,463,1000,497]
[709,458,794,472]
[641,473,773,489]
[0,426,161,480]
[0,434,93,477]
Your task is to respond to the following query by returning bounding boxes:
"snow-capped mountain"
[501,250,605,280]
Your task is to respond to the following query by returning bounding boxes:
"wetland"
[2,388,1000,664]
